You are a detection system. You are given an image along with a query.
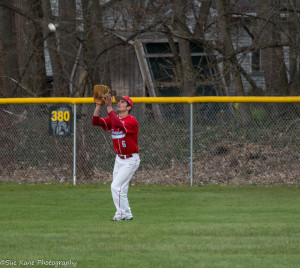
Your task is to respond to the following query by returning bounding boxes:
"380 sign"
[49,106,72,136]
[51,110,71,122]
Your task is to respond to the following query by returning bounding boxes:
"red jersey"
[92,111,139,155]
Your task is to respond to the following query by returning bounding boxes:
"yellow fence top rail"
[0,96,300,104]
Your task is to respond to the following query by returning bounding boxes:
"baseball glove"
[93,85,110,105]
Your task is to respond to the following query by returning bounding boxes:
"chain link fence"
[0,100,299,185]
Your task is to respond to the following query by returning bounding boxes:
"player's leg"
[111,156,122,219]
[111,154,140,220]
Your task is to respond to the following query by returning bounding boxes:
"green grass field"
[0,184,299,268]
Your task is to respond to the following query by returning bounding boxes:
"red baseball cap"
[115,96,133,108]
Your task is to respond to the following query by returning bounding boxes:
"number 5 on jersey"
[122,140,126,148]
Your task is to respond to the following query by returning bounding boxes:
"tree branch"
[0,1,38,25]
[78,20,163,91]
[199,39,291,67]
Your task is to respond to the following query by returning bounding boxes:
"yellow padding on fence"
[0,96,300,104]
[133,96,300,103]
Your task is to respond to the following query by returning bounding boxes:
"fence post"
[190,103,194,186]
[73,104,77,185]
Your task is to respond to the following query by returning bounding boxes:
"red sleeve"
[123,116,138,134]
[92,116,111,131]
[108,111,123,128]
[108,111,138,134]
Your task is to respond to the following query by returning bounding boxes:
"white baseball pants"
[111,153,140,219]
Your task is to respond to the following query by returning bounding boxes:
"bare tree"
[286,0,300,95]
[80,0,112,97]
[1,0,299,98]
[0,0,20,96]
[56,0,78,96]
[255,0,289,96]
[172,0,197,96]
[14,0,47,97]
[216,0,245,96]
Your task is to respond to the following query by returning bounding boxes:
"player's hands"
[104,94,114,113]
[104,94,112,106]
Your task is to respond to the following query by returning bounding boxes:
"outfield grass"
[0,184,299,268]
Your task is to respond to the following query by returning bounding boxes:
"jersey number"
[122,140,126,148]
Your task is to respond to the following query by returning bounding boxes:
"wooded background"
[0,0,300,99]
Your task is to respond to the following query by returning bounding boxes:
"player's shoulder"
[123,115,138,124]
[124,114,137,120]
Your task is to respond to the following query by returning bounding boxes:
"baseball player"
[92,94,140,221]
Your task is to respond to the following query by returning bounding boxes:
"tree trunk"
[0,41,6,96]
[216,0,245,96]
[177,36,197,96]
[31,0,47,96]
[194,0,211,39]
[0,0,20,97]
[57,0,77,96]
[14,0,47,97]
[255,0,289,96]
[81,0,111,97]
[287,0,300,96]
[216,0,251,123]
[172,0,197,96]
[164,25,184,92]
